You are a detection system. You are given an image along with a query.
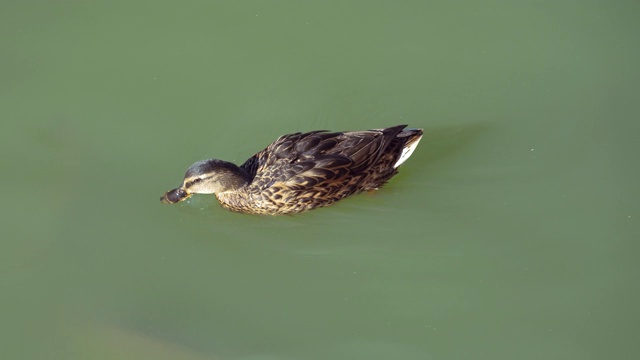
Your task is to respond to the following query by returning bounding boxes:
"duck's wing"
[242,125,407,191]
[315,125,407,173]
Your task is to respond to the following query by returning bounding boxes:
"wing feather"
[247,125,407,192]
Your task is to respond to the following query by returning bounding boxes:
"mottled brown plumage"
[161,125,423,215]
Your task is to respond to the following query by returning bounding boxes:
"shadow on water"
[420,123,489,161]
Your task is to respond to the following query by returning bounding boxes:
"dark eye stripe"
[185,177,205,188]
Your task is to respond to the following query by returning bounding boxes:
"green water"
[2,1,639,359]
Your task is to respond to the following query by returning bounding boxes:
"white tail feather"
[393,135,422,168]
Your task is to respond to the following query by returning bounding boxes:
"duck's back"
[220,125,422,214]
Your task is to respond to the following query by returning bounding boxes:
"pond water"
[2,1,638,359]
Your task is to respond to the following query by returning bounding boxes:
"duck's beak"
[160,187,190,204]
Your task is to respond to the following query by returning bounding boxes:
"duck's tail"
[393,128,423,168]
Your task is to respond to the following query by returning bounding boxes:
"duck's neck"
[216,161,251,193]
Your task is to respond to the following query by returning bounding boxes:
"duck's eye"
[193,178,203,183]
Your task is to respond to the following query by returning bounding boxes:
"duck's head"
[160,159,249,204]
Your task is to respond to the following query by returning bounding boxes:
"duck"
[160,124,423,215]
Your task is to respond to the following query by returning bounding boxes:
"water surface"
[2,1,638,359]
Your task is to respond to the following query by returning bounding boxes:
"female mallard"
[161,125,423,215]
